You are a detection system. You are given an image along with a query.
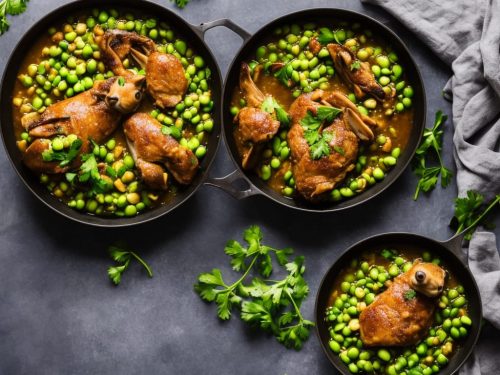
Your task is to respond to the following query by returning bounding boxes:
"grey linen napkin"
[361,0,500,373]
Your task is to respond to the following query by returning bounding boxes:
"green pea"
[123,154,135,169]
[364,293,375,305]
[357,106,368,116]
[460,315,472,326]
[32,96,43,110]
[195,145,207,158]
[395,102,405,112]
[65,31,77,42]
[51,137,64,151]
[342,326,352,336]
[459,326,468,337]
[194,56,205,68]
[381,67,392,76]
[403,86,414,98]
[354,287,365,299]
[174,40,187,55]
[21,75,33,87]
[86,200,98,213]
[372,167,385,180]
[340,187,354,197]
[377,349,391,362]
[124,205,137,216]
[402,97,412,108]
[379,76,390,86]
[256,46,267,59]
[261,165,271,181]
[369,268,379,280]
[331,189,341,201]
[452,296,466,308]
[329,340,341,353]
[375,55,390,68]
[383,156,397,166]
[348,347,360,360]
[450,327,460,339]
[436,353,448,366]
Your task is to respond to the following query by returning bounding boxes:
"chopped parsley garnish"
[381,248,397,260]
[274,62,293,88]
[404,289,417,301]
[350,61,361,71]
[78,153,112,195]
[317,27,340,45]
[161,125,182,139]
[117,77,125,86]
[261,96,290,127]
[300,106,343,160]
[42,138,83,167]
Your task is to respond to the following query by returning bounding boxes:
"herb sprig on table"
[194,226,314,350]
[107,244,153,285]
[412,110,453,200]
[451,190,500,240]
[0,0,29,36]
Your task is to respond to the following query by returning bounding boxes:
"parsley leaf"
[170,0,190,8]
[274,62,294,88]
[260,96,290,127]
[404,289,417,300]
[117,77,125,86]
[381,248,397,260]
[300,107,342,160]
[0,0,29,35]
[79,153,112,195]
[194,226,314,349]
[350,61,361,71]
[161,125,182,139]
[412,111,453,200]
[452,191,500,240]
[107,243,153,285]
[41,138,83,167]
[317,27,341,45]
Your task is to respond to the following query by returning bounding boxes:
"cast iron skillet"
[0,0,230,227]
[315,232,482,374]
[204,8,427,211]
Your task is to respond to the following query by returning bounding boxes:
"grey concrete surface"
[0,1,498,374]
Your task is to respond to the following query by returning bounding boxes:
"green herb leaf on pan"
[107,243,153,285]
[412,110,453,200]
[451,190,500,240]
[41,138,83,167]
[274,62,293,89]
[194,226,314,350]
[78,153,112,195]
[0,0,29,36]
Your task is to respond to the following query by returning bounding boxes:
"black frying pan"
[0,0,223,227]
[205,8,427,211]
[315,232,482,374]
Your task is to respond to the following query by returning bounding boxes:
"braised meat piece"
[287,90,374,201]
[21,76,145,174]
[327,44,385,101]
[359,261,446,347]
[123,113,198,189]
[100,29,187,108]
[233,62,280,169]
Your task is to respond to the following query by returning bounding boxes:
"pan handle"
[439,231,468,264]
[204,169,260,200]
[192,19,252,43]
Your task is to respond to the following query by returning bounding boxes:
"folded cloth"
[361,0,500,373]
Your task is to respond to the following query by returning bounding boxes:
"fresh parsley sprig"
[412,111,453,200]
[317,27,341,45]
[452,190,500,240]
[170,0,190,9]
[404,289,416,301]
[0,0,29,36]
[274,62,293,88]
[107,244,153,285]
[261,96,290,127]
[42,138,82,167]
[194,226,314,350]
[300,106,343,160]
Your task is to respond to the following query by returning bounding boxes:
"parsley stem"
[285,289,304,323]
[227,255,259,291]
[130,252,153,278]
[456,195,500,235]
